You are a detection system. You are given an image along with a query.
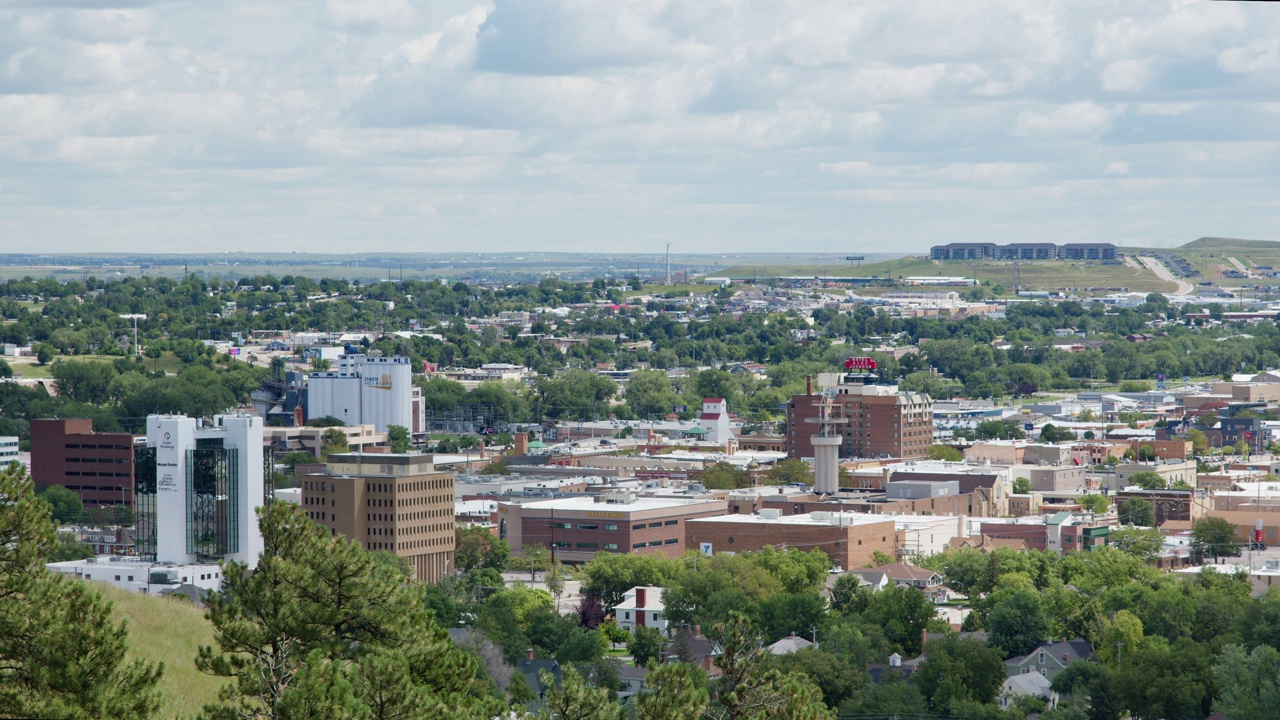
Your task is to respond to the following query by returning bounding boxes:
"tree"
[600,620,631,648]
[320,427,349,458]
[636,662,709,720]
[926,444,963,462]
[34,342,53,365]
[700,461,750,490]
[765,458,811,486]
[1212,644,1280,720]
[386,424,411,453]
[579,553,678,609]
[1079,494,1110,514]
[49,531,95,562]
[1108,526,1163,561]
[629,626,668,667]
[455,526,509,573]
[1188,428,1209,454]
[761,647,862,709]
[1119,498,1156,527]
[915,635,1006,711]
[1040,423,1075,443]
[37,485,83,524]
[1127,471,1165,490]
[538,667,616,720]
[706,612,833,720]
[0,464,163,718]
[988,589,1051,659]
[1192,516,1242,562]
[859,585,935,656]
[1012,477,1032,495]
[197,501,503,720]
[520,544,552,582]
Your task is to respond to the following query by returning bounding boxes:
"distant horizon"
[4,2,1280,252]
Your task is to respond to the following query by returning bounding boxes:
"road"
[1227,256,1250,275]
[1137,255,1194,296]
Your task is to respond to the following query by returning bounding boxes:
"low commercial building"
[264,424,388,457]
[497,493,728,563]
[1116,489,1204,524]
[1115,460,1197,490]
[302,452,456,582]
[684,510,898,569]
[47,556,223,596]
[1010,465,1087,493]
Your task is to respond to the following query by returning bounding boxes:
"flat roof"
[687,512,895,527]
[507,496,725,513]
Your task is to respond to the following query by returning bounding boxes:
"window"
[576,524,599,530]
[648,540,663,547]
[604,524,618,531]
[624,612,631,620]
[664,520,678,526]
[664,538,678,545]
[550,522,571,529]
[576,542,599,549]
[633,542,645,549]
[1038,651,1045,665]
[115,575,121,581]
[127,576,134,581]
[604,543,618,550]
[648,522,662,528]
[633,524,645,530]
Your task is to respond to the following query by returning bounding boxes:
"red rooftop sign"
[845,357,878,371]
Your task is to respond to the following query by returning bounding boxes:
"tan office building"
[301,452,455,582]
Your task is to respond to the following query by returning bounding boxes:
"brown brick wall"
[685,518,899,569]
[30,418,137,508]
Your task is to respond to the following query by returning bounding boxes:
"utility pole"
[665,242,672,286]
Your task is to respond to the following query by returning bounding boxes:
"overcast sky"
[2,0,1279,255]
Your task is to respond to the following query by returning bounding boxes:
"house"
[1004,638,1092,680]
[616,664,648,703]
[766,633,814,655]
[1001,671,1057,708]
[847,570,890,592]
[614,586,668,637]
[516,650,562,699]
[867,652,918,684]
[663,625,722,676]
[868,563,945,589]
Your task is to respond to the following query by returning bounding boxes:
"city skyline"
[3,0,1280,253]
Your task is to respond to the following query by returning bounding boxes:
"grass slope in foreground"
[102,584,222,719]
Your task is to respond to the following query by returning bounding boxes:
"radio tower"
[665,242,672,285]
[806,390,847,495]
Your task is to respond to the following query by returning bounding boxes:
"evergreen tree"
[0,463,163,719]
[197,501,503,720]
[637,662,709,720]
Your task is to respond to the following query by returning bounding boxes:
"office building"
[497,493,728,563]
[307,354,421,433]
[135,414,266,565]
[0,435,19,465]
[31,418,138,508]
[786,375,932,461]
[301,452,455,582]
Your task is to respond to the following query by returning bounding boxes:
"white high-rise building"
[138,414,265,565]
[307,355,415,432]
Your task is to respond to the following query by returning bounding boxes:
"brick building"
[30,418,139,508]
[685,510,899,569]
[786,376,932,461]
[497,493,728,564]
[301,452,456,582]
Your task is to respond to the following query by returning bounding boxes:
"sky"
[2,0,1280,255]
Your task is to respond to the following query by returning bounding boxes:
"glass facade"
[186,443,239,560]
[134,446,157,560]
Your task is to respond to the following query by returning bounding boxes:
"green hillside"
[103,584,222,719]
[1171,236,1280,284]
[722,255,1176,295]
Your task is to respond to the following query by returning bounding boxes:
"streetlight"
[119,314,147,358]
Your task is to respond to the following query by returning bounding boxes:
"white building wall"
[307,355,413,432]
[47,557,223,595]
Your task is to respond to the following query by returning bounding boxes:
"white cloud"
[2,0,1280,252]
[1014,102,1113,138]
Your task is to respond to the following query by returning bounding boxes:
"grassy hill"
[722,255,1176,295]
[101,584,223,719]
[1167,236,1280,284]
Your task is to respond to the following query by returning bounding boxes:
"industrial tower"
[807,389,847,495]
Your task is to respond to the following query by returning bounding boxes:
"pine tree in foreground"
[0,462,163,719]
[196,500,506,720]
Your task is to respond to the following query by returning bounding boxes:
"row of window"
[66,457,129,463]
[64,471,131,478]
[632,539,680,549]
[64,443,130,450]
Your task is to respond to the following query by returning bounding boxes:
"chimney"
[515,433,529,455]
[693,625,701,637]
[479,441,486,460]
[1063,653,1070,663]
[806,375,813,395]
[636,588,647,608]
[526,648,535,663]
[921,628,927,653]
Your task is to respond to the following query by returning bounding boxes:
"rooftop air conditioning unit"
[758,508,782,519]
